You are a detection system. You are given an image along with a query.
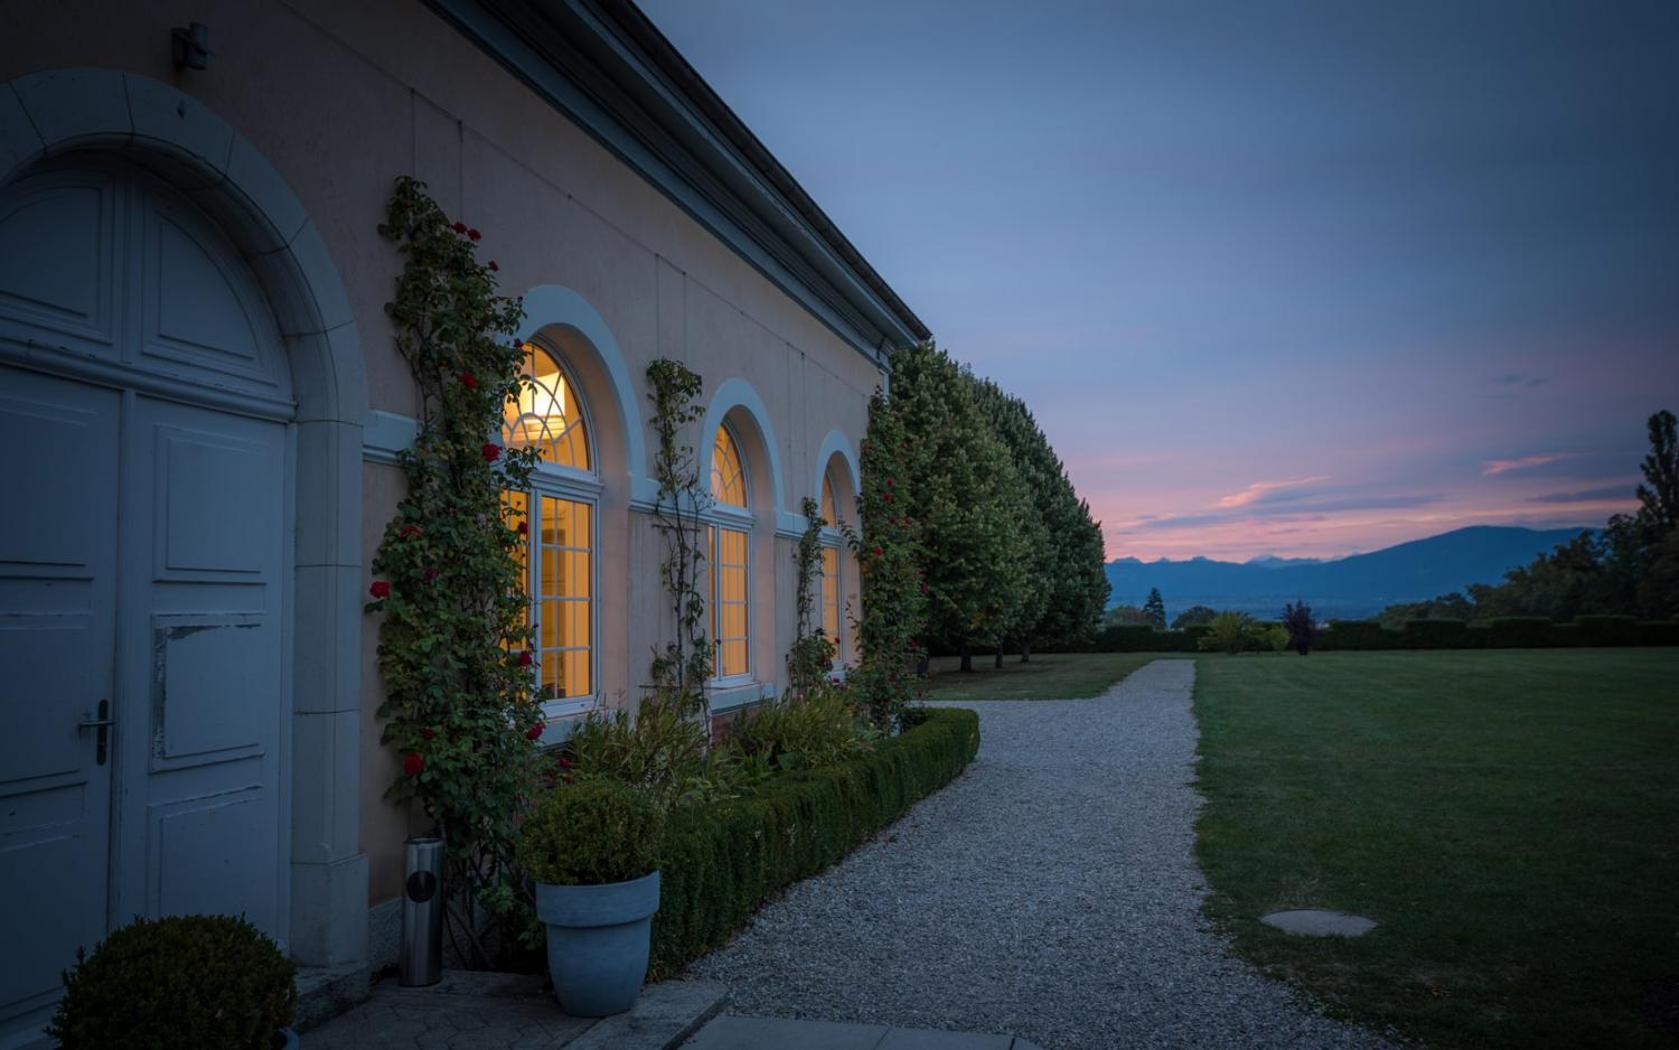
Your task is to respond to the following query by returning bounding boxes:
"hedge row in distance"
[1316,616,1679,651]
[648,706,981,979]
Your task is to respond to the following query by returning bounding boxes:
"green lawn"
[1194,649,1679,1048]
[921,651,1175,700]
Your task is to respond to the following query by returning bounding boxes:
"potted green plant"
[519,779,666,1016]
[48,914,298,1049]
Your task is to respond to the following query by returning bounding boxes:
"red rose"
[403,753,424,776]
[511,340,524,354]
[423,567,439,583]
[887,477,895,488]
[451,221,467,234]
[421,727,436,741]
[525,723,544,741]
[518,649,533,667]
[400,524,421,540]
[369,580,391,599]
[559,756,572,770]
[488,260,499,272]
[467,228,481,241]
[517,520,529,536]
[920,582,928,594]
[482,443,501,463]
[459,371,478,389]
[883,493,892,503]
[872,546,883,557]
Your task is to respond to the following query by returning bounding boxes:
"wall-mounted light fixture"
[172,22,209,70]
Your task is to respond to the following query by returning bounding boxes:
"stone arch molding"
[517,285,652,506]
[698,376,790,528]
[813,429,862,503]
[1,69,369,967]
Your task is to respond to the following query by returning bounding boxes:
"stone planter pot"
[535,871,660,1017]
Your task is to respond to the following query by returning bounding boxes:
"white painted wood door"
[0,161,292,1046]
[0,366,121,1040]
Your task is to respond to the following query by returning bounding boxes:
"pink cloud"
[1215,476,1330,508]
[1481,452,1575,476]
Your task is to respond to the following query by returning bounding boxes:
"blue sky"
[642,0,1679,561]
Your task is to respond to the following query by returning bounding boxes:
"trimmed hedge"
[648,706,980,978]
[1317,616,1679,650]
[1071,624,1207,653]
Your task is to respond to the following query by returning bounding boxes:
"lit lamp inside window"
[504,344,589,470]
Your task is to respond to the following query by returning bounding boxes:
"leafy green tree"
[1198,612,1255,654]
[890,345,1029,672]
[1376,592,1475,629]
[1105,605,1152,626]
[1636,409,1678,539]
[970,378,1053,665]
[968,378,1108,659]
[851,387,926,725]
[1142,588,1167,629]
[1171,605,1219,629]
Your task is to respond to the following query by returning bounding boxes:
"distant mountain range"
[1107,525,1588,621]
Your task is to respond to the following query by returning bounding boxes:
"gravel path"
[684,659,1392,1050]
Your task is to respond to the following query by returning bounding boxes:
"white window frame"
[818,472,846,667]
[508,341,601,724]
[707,422,754,689]
[819,537,843,666]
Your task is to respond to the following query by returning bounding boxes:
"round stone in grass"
[1260,909,1378,937]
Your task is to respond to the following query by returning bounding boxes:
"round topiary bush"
[48,914,296,1049]
[519,780,665,886]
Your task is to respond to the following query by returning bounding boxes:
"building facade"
[0,1,927,1043]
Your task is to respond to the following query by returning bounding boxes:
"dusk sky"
[643,1,1679,562]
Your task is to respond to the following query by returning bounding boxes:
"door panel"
[0,367,118,1034]
[0,169,118,353]
[113,395,287,940]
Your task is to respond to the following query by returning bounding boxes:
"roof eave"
[426,0,929,364]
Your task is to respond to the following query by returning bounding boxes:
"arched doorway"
[0,155,299,1037]
[0,71,372,1047]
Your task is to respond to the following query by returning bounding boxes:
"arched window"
[709,424,750,679]
[503,341,596,712]
[820,474,842,653]
[504,344,590,470]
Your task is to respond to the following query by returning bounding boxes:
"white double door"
[0,163,292,1044]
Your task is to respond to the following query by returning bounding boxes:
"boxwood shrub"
[48,914,296,1050]
[648,706,980,978]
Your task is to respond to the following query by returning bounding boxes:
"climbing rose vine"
[366,176,542,965]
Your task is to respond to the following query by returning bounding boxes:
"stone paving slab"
[683,1014,1030,1050]
[1260,909,1378,937]
[303,972,724,1049]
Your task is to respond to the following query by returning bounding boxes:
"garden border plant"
[648,706,980,978]
[366,176,545,966]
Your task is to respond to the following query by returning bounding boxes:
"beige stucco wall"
[2,0,885,907]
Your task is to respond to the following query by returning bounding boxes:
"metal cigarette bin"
[400,836,444,987]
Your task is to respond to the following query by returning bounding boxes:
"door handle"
[78,699,111,765]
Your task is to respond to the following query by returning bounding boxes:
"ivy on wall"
[787,496,837,692]
[366,176,543,965]
[646,358,713,715]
